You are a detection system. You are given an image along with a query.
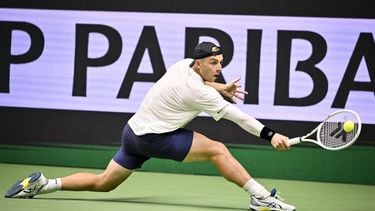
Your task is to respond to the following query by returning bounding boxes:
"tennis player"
[5,42,296,211]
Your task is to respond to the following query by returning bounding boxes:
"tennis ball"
[343,120,354,133]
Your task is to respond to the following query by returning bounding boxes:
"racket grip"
[288,137,301,146]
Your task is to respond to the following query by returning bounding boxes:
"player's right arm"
[221,104,290,150]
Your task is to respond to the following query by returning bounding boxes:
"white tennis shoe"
[4,172,47,198]
[249,188,296,211]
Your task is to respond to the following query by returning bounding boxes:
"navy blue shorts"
[113,124,193,170]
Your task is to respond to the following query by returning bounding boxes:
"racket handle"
[288,137,301,146]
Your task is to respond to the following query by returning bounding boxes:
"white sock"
[40,178,62,194]
[242,178,269,198]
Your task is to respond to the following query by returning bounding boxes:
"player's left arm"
[204,77,248,104]
[221,104,290,151]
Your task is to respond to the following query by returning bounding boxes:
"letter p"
[0,21,44,93]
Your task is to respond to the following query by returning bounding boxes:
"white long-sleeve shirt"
[128,58,264,137]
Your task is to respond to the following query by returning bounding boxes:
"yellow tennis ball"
[343,120,354,133]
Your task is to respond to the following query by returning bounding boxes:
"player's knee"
[211,141,230,157]
[99,185,116,192]
[95,182,118,192]
[94,175,120,192]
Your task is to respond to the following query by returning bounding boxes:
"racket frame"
[289,109,362,150]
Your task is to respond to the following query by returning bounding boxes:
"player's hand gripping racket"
[288,109,362,150]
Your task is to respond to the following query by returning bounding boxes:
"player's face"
[197,55,223,82]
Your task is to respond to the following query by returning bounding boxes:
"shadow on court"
[36,196,248,210]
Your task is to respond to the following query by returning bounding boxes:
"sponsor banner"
[0,8,374,123]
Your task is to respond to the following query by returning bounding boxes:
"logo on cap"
[211,46,221,56]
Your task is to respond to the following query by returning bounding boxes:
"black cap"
[193,42,223,59]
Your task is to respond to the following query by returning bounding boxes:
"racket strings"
[319,121,358,149]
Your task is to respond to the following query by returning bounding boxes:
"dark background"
[1,0,374,19]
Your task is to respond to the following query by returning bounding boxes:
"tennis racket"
[288,109,362,150]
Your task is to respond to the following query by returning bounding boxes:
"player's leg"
[61,159,133,192]
[5,124,145,198]
[4,159,133,198]
[183,131,251,187]
[61,125,150,192]
[61,124,149,192]
[184,131,296,211]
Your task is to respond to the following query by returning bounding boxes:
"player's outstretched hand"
[224,77,248,103]
[271,133,291,151]
[205,77,248,104]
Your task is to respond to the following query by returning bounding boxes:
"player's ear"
[195,60,201,69]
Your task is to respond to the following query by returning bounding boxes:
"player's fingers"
[230,77,241,84]
[272,141,281,150]
[236,90,248,95]
[278,144,287,151]
[234,94,244,100]
[275,141,289,151]
[281,144,289,151]
[275,145,284,151]
[281,143,290,150]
